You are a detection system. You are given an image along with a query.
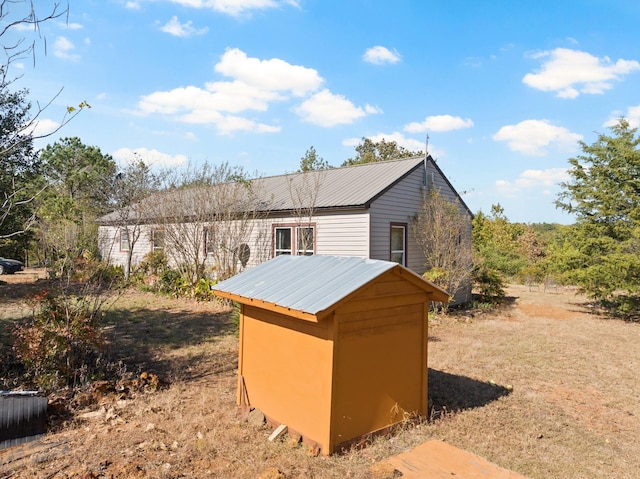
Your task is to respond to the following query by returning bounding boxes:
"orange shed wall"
[330,272,429,452]
[239,305,335,451]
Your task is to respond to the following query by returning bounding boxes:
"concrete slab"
[380,439,528,478]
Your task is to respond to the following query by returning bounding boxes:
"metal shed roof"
[212,255,448,318]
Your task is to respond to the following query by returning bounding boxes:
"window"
[120,230,129,252]
[273,224,315,256]
[274,227,292,256]
[296,226,314,256]
[205,229,215,256]
[390,224,406,266]
[151,229,164,251]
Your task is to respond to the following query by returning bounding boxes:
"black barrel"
[0,393,48,450]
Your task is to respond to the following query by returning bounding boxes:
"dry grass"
[1,277,640,478]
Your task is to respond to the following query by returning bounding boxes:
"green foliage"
[138,250,170,276]
[472,206,528,278]
[555,119,640,311]
[342,137,423,166]
[152,268,217,301]
[158,268,186,296]
[37,137,117,263]
[192,277,218,301]
[472,263,506,303]
[298,146,331,171]
[12,291,106,391]
[0,80,40,251]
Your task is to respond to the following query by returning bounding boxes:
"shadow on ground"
[102,306,237,381]
[428,369,511,417]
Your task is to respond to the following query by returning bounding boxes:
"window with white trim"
[273,225,315,256]
[120,230,129,252]
[390,224,406,266]
[204,228,215,256]
[274,227,292,256]
[296,226,314,256]
[151,229,164,251]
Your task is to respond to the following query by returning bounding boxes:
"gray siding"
[369,166,426,272]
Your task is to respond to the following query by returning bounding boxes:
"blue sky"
[8,0,640,224]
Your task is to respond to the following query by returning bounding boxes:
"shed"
[212,255,449,455]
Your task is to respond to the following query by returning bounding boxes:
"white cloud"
[604,104,640,128]
[363,46,401,65]
[137,48,367,133]
[496,168,569,197]
[216,116,281,135]
[136,51,301,129]
[523,48,640,98]
[59,22,83,30]
[404,114,474,133]
[53,36,80,61]
[215,48,323,96]
[168,0,299,17]
[493,119,582,156]
[112,147,188,168]
[160,16,208,37]
[27,119,60,139]
[294,90,374,127]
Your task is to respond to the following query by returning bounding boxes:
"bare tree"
[98,160,160,280]
[0,1,89,239]
[151,162,271,282]
[287,168,326,255]
[413,188,473,306]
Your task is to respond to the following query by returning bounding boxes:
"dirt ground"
[1,273,639,478]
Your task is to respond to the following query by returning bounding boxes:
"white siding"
[98,211,370,272]
[98,225,154,269]
[266,210,370,258]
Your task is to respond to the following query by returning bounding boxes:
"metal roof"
[212,255,399,316]
[97,157,425,224]
[257,156,424,211]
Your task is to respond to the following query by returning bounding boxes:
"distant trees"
[555,119,640,317]
[342,137,423,166]
[37,138,116,270]
[472,205,528,278]
[0,83,40,254]
[0,1,89,255]
[298,146,330,172]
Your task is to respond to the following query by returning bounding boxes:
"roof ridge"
[253,155,425,182]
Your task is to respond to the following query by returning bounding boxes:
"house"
[212,254,450,455]
[97,155,473,303]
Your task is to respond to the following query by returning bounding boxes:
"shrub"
[192,277,217,301]
[13,291,106,391]
[472,264,506,303]
[158,268,187,297]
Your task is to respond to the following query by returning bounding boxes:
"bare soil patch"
[1,283,639,478]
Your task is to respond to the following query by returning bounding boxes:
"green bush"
[12,291,106,391]
[158,268,187,296]
[192,277,217,301]
[472,264,506,303]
